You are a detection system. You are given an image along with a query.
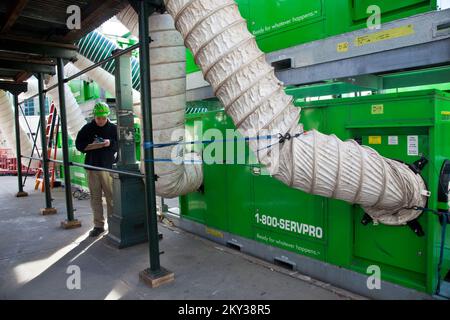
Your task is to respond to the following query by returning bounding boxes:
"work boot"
[89,227,105,237]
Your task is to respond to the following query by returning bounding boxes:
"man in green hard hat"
[76,102,118,237]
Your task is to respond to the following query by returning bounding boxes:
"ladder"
[35,102,59,192]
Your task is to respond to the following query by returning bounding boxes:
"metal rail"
[186,8,450,101]
[21,156,144,178]
[18,43,140,105]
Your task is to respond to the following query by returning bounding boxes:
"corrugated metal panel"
[21,0,89,25]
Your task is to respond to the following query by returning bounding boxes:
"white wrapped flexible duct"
[0,90,38,167]
[20,69,87,140]
[19,78,38,101]
[46,64,87,139]
[164,0,428,225]
[72,54,142,115]
[117,7,203,198]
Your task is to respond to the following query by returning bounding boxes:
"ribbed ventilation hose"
[75,14,202,198]
[21,70,86,140]
[72,54,142,115]
[164,0,428,225]
[75,30,143,115]
[0,90,38,167]
[77,30,142,90]
[47,64,86,138]
[116,7,203,198]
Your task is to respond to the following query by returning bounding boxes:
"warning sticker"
[407,136,419,156]
[371,104,384,115]
[369,136,382,145]
[355,24,415,47]
[388,136,398,145]
[442,111,450,121]
[337,42,349,53]
[205,227,224,239]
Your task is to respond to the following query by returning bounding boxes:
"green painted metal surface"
[68,80,102,104]
[56,133,87,189]
[186,0,437,74]
[59,148,88,190]
[180,90,450,295]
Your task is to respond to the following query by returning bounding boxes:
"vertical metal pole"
[37,73,53,210]
[107,49,145,247]
[57,58,75,222]
[13,94,27,197]
[139,0,160,272]
[114,50,137,168]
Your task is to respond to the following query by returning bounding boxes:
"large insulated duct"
[50,65,87,138]
[164,0,428,225]
[22,71,86,140]
[77,30,142,91]
[72,54,142,115]
[115,7,203,197]
[0,90,38,167]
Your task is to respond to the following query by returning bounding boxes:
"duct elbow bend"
[164,0,430,226]
[156,156,204,198]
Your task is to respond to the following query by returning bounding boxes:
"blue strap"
[144,158,203,164]
[143,132,305,161]
[436,212,448,295]
[143,134,281,150]
[407,206,449,295]
[257,132,305,152]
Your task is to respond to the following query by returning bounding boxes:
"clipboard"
[84,142,105,151]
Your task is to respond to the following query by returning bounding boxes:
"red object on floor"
[0,148,36,176]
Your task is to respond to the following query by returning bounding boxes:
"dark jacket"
[75,120,118,170]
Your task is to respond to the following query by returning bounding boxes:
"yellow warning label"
[337,42,349,53]
[442,111,450,121]
[369,136,382,145]
[206,227,224,239]
[355,25,415,47]
[371,104,384,115]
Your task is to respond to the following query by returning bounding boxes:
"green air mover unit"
[186,0,437,73]
[179,90,450,299]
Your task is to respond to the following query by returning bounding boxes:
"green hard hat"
[93,102,110,117]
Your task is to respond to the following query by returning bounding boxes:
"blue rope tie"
[142,132,305,164]
[144,158,203,164]
[143,134,280,150]
[257,132,305,152]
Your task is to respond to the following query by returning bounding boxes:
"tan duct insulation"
[163,0,429,225]
[116,6,203,198]
[0,90,38,167]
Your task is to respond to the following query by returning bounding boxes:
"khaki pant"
[86,170,113,228]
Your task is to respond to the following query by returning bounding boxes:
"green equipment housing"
[56,135,88,190]
[52,0,448,298]
[179,90,450,298]
[186,0,437,73]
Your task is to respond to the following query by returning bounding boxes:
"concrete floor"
[0,176,365,300]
